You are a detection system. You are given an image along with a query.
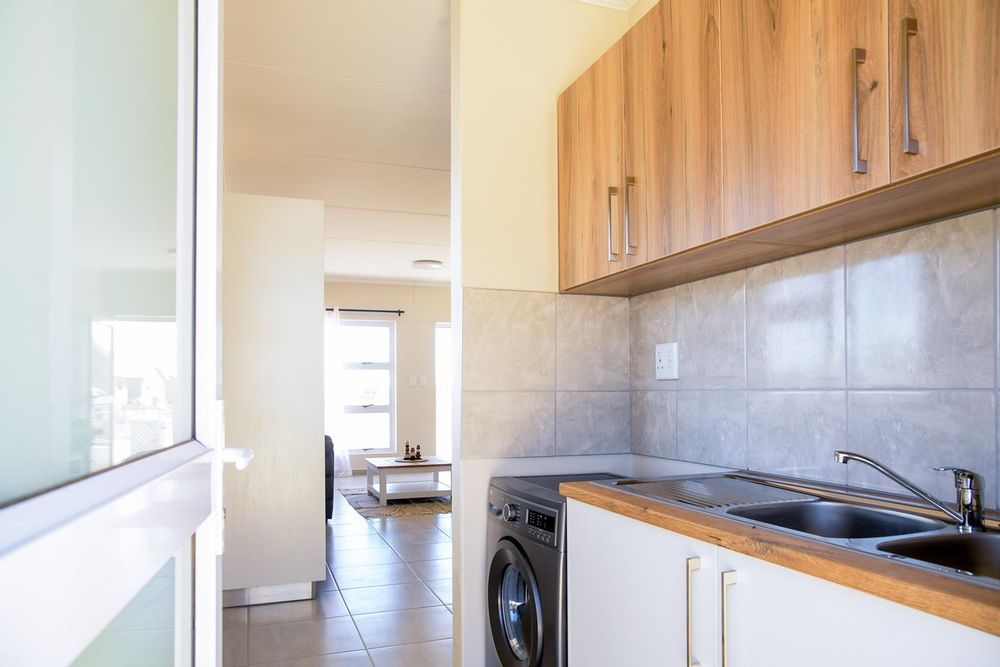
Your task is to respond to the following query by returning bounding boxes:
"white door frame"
[0,1,224,664]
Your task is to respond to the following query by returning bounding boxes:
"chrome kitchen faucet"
[833,451,984,533]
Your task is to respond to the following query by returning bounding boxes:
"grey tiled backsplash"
[461,207,1000,508]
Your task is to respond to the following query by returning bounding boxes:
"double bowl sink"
[607,473,1000,583]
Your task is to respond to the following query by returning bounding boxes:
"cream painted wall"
[452,1,647,664]
[221,193,326,590]
[457,0,639,293]
[324,282,450,467]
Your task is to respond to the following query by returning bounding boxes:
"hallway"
[223,475,453,666]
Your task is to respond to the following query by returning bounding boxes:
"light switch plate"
[655,342,679,380]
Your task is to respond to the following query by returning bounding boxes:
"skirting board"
[223,582,315,608]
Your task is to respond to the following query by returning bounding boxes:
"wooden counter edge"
[560,480,1000,637]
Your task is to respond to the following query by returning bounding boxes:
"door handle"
[851,47,869,174]
[222,447,254,470]
[686,557,702,667]
[624,177,638,255]
[721,570,739,667]
[901,17,920,155]
[607,186,620,262]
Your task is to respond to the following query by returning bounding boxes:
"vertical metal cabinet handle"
[686,557,702,667]
[901,17,920,154]
[607,186,620,262]
[721,570,739,667]
[851,47,869,174]
[624,177,638,255]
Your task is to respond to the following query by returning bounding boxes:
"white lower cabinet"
[567,500,1000,667]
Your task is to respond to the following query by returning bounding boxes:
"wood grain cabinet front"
[719,0,890,236]
[888,0,1000,181]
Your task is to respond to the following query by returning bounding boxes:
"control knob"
[501,503,519,522]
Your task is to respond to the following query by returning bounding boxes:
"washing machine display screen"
[525,509,555,533]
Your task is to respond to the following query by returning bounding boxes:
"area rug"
[339,488,452,519]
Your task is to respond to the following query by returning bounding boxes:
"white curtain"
[324,308,353,477]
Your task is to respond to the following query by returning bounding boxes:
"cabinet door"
[567,500,717,667]
[720,0,888,235]
[889,0,1000,180]
[626,0,723,259]
[558,44,624,291]
[716,548,1000,667]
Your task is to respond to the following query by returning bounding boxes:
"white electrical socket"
[655,342,679,380]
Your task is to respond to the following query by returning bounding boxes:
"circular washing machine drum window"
[488,538,543,666]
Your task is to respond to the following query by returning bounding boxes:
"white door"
[0,1,223,665]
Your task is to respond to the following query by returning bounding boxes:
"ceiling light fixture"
[412,259,444,270]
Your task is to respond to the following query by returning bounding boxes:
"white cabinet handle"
[721,570,739,667]
[686,557,702,667]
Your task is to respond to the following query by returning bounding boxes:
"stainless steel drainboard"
[615,475,816,509]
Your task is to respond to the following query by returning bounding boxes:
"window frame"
[338,319,396,455]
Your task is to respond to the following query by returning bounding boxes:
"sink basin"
[728,500,946,539]
[878,533,1000,579]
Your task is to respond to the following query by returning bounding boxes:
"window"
[329,320,396,453]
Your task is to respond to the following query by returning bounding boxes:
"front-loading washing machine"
[486,473,622,667]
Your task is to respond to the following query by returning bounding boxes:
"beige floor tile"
[378,531,450,548]
[352,607,453,649]
[249,591,350,626]
[328,533,389,552]
[407,559,452,582]
[332,563,419,590]
[328,546,401,569]
[253,650,373,667]
[368,639,452,667]
[316,565,338,593]
[248,617,364,664]
[223,624,248,667]
[329,522,378,537]
[424,578,452,606]
[391,541,452,563]
[339,582,440,616]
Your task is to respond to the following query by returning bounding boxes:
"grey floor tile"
[368,639,453,667]
[248,617,364,664]
[424,578,452,606]
[407,559,452,582]
[328,546,402,569]
[340,582,440,615]
[332,563,420,590]
[224,624,248,667]
[391,541,452,563]
[352,607,453,649]
[249,591,350,626]
[253,651,373,667]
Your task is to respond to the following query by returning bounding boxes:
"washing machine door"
[488,537,544,667]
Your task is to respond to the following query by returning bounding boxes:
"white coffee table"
[365,456,452,507]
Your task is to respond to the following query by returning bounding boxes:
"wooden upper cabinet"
[626,0,723,259]
[720,0,889,235]
[558,43,625,291]
[888,0,1000,180]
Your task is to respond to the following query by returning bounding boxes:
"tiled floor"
[223,475,454,666]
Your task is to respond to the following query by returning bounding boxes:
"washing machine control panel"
[489,488,561,548]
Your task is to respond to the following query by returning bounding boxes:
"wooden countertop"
[561,480,1000,637]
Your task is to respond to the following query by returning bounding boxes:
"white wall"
[221,193,326,590]
[323,281,450,468]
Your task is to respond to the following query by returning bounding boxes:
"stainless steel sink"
[728,500,947,539]
[878,532,1000,579]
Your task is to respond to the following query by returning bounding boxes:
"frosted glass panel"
[0,0,192,505]
[71,558,177,667]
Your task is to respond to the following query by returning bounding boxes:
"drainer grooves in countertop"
[615,476,816,509]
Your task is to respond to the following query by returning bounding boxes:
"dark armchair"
[325,435,335,520]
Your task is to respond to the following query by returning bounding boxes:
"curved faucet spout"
[832,450,982,531]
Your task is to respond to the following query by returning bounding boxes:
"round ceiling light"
[412,259,444,270]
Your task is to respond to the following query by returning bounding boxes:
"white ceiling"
[224,0,451,283]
